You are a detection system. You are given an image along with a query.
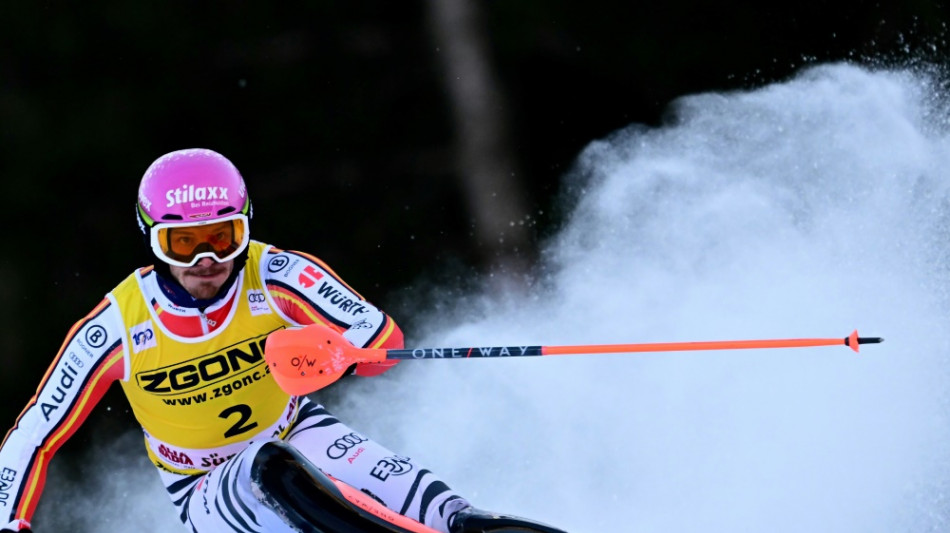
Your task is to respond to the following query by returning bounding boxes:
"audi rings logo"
[326,432,368,460]
[247,292,266,304]
[267,255,290,273]
[85,325,107,348]
[133,328,154,346]
[246,290,272,316]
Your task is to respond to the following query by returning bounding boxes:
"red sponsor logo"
[158,444,195,466]
[298,265,324,288]
[347,447,365,464]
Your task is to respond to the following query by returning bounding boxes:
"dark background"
[0,0,947,517]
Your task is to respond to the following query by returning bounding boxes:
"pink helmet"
[136,149,253,267]
[137,148,250,228]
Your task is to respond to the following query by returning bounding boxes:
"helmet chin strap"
[153,247,249,310]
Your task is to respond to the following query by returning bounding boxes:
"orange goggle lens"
[151,215,249,267]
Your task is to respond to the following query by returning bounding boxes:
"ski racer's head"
[136,148,252,301]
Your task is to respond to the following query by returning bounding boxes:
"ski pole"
[264,325,883,395]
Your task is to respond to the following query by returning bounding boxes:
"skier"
[0,149,564,533]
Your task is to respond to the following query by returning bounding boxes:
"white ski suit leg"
[159,398,468,533]
[284,399,469,529]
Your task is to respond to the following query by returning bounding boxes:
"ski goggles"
[149,213,250,267]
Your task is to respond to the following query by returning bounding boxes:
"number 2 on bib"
[219,404,259,438]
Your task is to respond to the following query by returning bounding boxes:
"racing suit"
[0,241,467,532]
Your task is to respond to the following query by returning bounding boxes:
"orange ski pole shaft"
[383,330,882,359]
[265,326,883,395]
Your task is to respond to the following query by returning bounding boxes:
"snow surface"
[39,62,950,532]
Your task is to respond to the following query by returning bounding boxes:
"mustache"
[184,265,229,277]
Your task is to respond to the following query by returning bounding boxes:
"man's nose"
[194,257,216,267]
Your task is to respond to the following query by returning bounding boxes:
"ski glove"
[353,359,399,376]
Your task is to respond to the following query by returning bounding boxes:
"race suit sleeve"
[261,247,404,376]
[0,299,126,530]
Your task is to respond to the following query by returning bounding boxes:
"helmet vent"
[161,214,184,221]
[217,206,236,216]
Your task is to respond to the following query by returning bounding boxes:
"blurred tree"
[425,0,533,281]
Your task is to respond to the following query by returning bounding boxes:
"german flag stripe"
[266,280,348,328]
[14,342,125,520]
[1,299,113,446]
[267,280,397,348]
[366,314,397,349]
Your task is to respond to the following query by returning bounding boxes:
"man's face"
[168,257,234,300]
